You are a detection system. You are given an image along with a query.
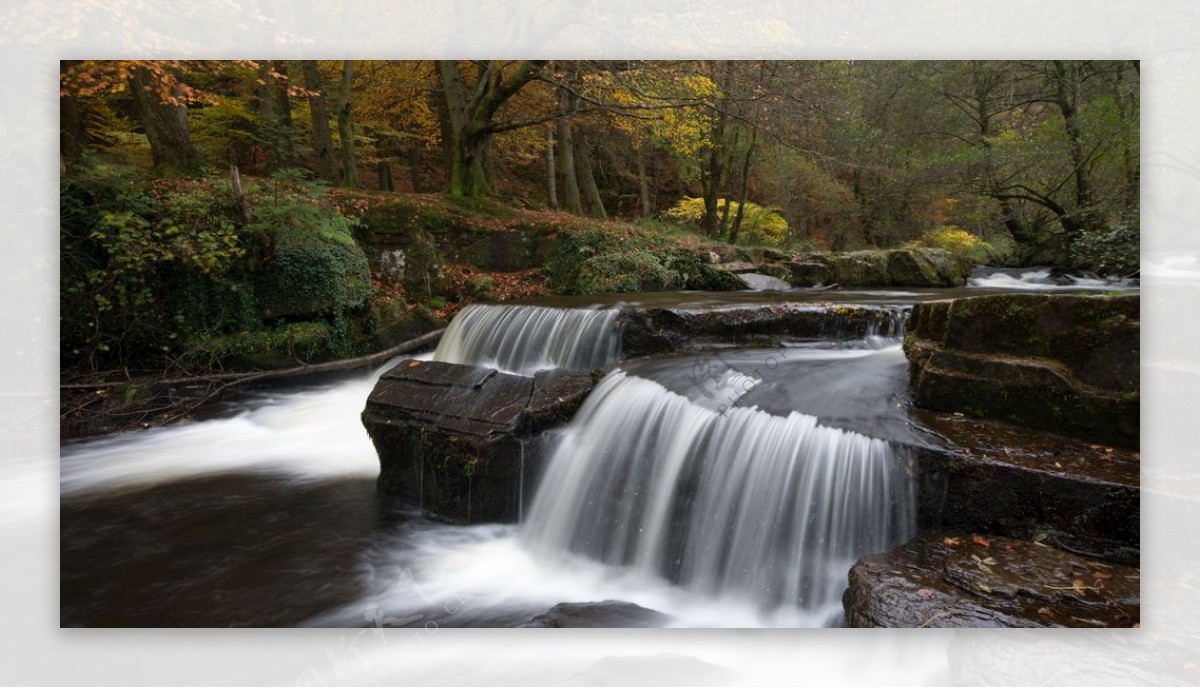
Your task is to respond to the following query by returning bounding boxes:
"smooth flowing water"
[432,303,621,374]
[521,371,912,625]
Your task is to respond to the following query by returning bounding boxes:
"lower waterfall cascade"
[520,370,915,623]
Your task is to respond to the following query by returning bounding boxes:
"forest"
[59,59,1144,633]
[59,60,1139,395]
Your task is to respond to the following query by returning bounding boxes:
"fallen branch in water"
[61,328,445,391]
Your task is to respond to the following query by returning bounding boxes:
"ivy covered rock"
[254,219,372,320]
[904,293,1139,447]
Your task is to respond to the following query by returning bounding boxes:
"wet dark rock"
[523,369,600,433]
[619,304,906,357]
[362,360,596,523]
[844,533,1140,628]
[905,293,1139,447]
[519,600,673,628]
[1046,266,1099,285]
[910,411,1140,566]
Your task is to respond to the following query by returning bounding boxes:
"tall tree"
[129,65,197,170]
[437,60,547,197]
[60,60,86,165]
[336,60,358,187]
[300,60,336,182]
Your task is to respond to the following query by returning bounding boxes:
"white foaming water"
[968,268,1133,290]
[520,371,914,624]
[60,366,390,496]
[433,304,621,375]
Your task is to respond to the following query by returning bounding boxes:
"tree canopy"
[61,59,1138,267]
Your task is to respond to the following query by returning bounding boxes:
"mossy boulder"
[904,294,1139,447]
[548,227,743,295]
[254,221,373,320]
[785,248,973,288]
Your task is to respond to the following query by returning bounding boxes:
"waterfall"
[521,371,914,622]
[433,304,621,375]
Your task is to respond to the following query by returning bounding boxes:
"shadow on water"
[60,474,418,627]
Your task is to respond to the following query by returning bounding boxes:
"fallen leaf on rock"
[1072,578,1088,596]
[1038,607,1052,617]
[943,536,962,546]
[972,535,991,548]
[916,588,935,599]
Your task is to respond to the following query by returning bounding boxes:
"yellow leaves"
[579,67,719,157]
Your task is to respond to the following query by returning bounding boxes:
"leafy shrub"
[61,165,251,366]
[61,162,377,373]
[913,225,998,263]
[1070,221,1139,276]
[662,196,790,246]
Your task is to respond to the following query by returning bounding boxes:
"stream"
[60,271,1137,628]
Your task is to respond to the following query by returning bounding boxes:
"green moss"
[254,216,373,320]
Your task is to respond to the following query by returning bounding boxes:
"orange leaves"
[942,536,962,546]
[972,535,991,548]
[61,60,259,106]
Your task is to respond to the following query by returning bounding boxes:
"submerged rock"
[362,360,595,522]
[844,533,1140,628]
[519,600,673,628]
[620,304,906,357]
[905,293,1139,448]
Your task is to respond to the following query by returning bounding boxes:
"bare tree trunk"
[378,161,394,191]
[230,164,251,224]
[1052,60,1095,234]
[300,60,336,182]
[271,60,295,167]
[130,66,195,170]
[576,131,607,219]
[729,128,757,244]
[1112,61,1139,217]
[407,144,422,192]
[546,129,558,209]
[336,60,358,187]
[556,87,582,214]
[60,60,86,165]
[635,144,652,217]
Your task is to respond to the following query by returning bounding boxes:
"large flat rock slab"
[905,293,1139,448]
[844,533,1140,628]
[911,411,1139,566]
[620,304,906,357]
[362,360,596,522]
